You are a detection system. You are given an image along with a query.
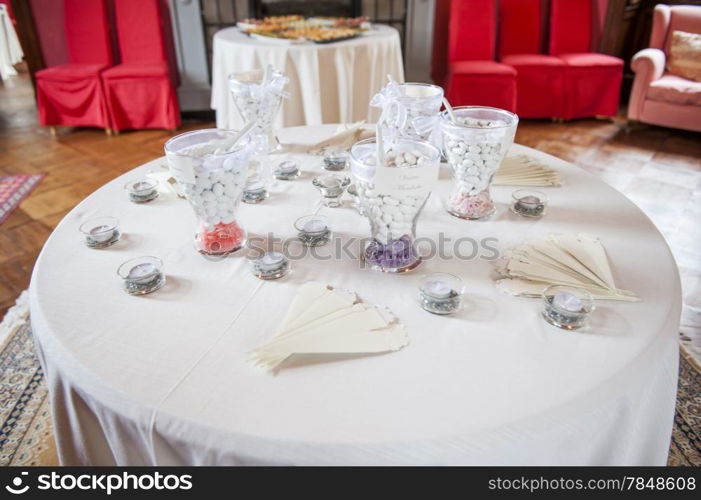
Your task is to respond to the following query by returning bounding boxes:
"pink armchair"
[628,4,701,132]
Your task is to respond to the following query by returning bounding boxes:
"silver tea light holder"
[511,189,548,218]
[125,178,159,203]
[274,160,301,180]
[249,251,290,280]
[80,216,120,249]
[242,180,268,204]
[323,150,349,171]
[294,214,331,247]
[541,285,594,330]
[117,256,166,295]
[418,273,464,315]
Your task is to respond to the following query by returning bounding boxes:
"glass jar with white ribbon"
[370,81,444,144]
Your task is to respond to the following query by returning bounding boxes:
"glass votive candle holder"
[541,285,594,330]
[294,214,331,247]
[242,180,268,204]
[249,251,290,280]
[323,150,349,171]
[117,256,166,295]
[312,174,350,208]
[511,189,548,218]
[125,178,159,203]
[418,273,463,315]
[79,216,120,249]
[274,160,300,180]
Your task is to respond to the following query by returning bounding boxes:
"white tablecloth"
[0,5,22,81]
[211,26,404,129]
[29,125,681,466]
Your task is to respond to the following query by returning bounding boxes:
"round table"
[211,26,404,130]
[30,125,681,466]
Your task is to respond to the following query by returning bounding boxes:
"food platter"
[238,15,370,44]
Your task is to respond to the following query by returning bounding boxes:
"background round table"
[30,125,681,466]
[211,26,404,130]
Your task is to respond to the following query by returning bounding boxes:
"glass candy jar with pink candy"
[350,137,440,273]
[440,106,518,220]
[165,129,254,256]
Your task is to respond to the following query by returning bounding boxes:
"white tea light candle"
[79,216,120,249]
[419,273,463,315]
[542,285,594,330]
[295,215,331,247]
[125,179,159,203]
[250,251,290,280]
[117,256,165,295]
[511,189,547,218]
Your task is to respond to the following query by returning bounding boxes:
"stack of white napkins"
[249,283,409,372]
[496,233,639,301]
[493,153,561,186]
[308,122,373,155]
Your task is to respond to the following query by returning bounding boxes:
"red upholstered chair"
[499,0,566,118]
[101,0,180,132]
[549,0,624,119]
[35,0,113,131]
[443,0,517,111]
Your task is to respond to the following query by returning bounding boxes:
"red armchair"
[499,0,566,118]
[101,0,180,132]
[35,0,113,131]
[442,0,517,111]
[549,0,623,119]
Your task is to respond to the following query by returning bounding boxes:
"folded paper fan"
[250,283,409,372]
[493,153,561,187]
[495,233,639,301]
[308,122,373,155]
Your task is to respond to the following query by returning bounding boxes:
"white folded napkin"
[496,233,639,301]
[250,283,409,372]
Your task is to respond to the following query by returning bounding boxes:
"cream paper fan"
[493,153,561,187]
[250,283,409,372]
[495,233,639,301]
[307,122,373,155]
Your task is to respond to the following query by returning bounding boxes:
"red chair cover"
[499,0,566,118]
[443,0,516,111]
[35,0,113,128]
[550,0,623,118]
[102,0,180,131]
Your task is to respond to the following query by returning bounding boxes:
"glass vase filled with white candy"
[228,66,288,153]
[440,106,518,220]
[371,81,444,143]
[350,137,440,273]
[164,129,254,256]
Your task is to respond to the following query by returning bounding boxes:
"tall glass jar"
[440,106,518,220]
[164,129,254,255]
[228,68,288,153]
[350,137,440,273]
[371,82,444,143]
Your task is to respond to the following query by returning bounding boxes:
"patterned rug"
[0,174,44,226]
[0,293,698,466]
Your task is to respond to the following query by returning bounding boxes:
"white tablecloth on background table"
[211,26,404,129]
[29,125,681,466]
[0,5,22,81]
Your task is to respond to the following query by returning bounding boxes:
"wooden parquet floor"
[1,67,700,350]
